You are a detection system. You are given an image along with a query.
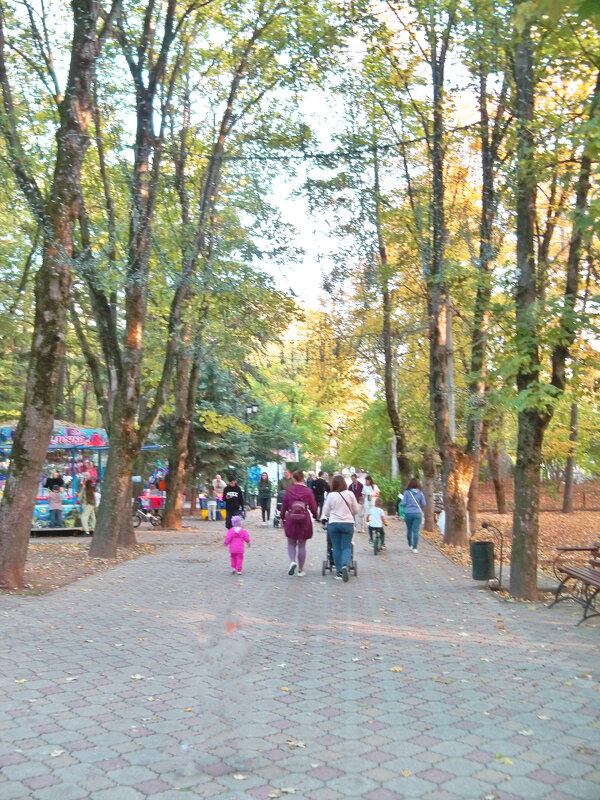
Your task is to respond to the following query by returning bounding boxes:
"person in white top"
[360,475,379,532]
[367,497,388,550]
[322,474,359,582]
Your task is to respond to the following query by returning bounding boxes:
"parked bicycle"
[132,499,162,528]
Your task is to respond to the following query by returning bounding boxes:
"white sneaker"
[297,570,305,577]
[237,571,242,575]
[231,569,237,574]
[413,548,418,553]
[288,561,297,576]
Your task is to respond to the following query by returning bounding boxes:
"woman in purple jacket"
[280,470,319,577]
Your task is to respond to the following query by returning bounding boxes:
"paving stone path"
[1,512,599,800]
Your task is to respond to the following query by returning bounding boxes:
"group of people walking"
[222,467,428,581]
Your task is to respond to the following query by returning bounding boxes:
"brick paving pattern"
[1,513,598,799]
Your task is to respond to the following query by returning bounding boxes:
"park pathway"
[0,514,599,800]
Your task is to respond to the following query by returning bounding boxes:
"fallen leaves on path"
[422,510,600,575]
[1,539,156,595]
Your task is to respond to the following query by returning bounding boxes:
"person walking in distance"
[278,468,293,493]
[224,515,250,574]
[212,474,226,496]
[48,485,64,528]
[257,472,272,526]
[78,478,96,536]
[361,475,379,533]
[280,470,319,577]
[401,478,426,553]
[322,474,359,582]
[206,483,217,521]
[347,473,364,532]
[222,476,245,529]
[311,470,329,519]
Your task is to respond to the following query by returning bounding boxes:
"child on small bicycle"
[367,498,388,551]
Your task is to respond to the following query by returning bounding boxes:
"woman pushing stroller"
[322,475,359,582]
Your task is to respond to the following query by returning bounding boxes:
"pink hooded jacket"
[224,526,250,554]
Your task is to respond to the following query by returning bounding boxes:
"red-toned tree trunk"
[0,1,115,588]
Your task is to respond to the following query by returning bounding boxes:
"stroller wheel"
[352,560,358,576]
[322,561,327,576]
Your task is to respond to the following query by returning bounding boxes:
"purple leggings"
[287,538,306,569]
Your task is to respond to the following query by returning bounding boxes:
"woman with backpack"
[280,469,319,577]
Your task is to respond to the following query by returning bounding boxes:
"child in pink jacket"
[224,515,250,574]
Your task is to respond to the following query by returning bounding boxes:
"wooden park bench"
[549,542,600,625]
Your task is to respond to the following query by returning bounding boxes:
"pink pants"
[287,539,306,569]
[230,552,244,571]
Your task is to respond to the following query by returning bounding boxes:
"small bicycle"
[370,526,385,555]
[132,499,162,528]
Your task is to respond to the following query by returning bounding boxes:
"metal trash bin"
[470,540,495,580]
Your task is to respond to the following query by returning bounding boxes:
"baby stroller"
[273,490,285,527]
[321,520,358,577]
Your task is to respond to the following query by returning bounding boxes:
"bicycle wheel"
[132,513,141,528]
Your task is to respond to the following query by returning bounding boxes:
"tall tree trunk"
[509,39,599,598]
[374,142,411,486]
[487,439,507,514]
[511,16,542,598]
[511,412,545,599]
[163,343,194,529]
[0,1,108,588]
[422,448,436,532]
[424,6,471,546]
[562,402,578,513]
[468,419,488,531]
[118,483,136,548]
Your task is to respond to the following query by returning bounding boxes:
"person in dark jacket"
[311,471,329,519]
[222,478,245,529]
[257,472,272,525]
[280,470,318,577]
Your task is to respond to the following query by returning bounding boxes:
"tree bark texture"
[163,340,194,529]
[510,18,544,599]
[421,448,436,532]
[0,1,104,587]
[373,141,411,487]
[424,8,471,546]
[562,402,578,514]
[468,419,488,532]
[510,411,545,599]
[487,440,507,514]
[91,3,179,556]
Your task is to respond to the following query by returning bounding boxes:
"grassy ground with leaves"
[1,538,156,595]
[422,510,600,575]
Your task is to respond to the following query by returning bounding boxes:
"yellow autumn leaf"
[401,770,411,777]
[281,686,290,692]
[390,667,403,672]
